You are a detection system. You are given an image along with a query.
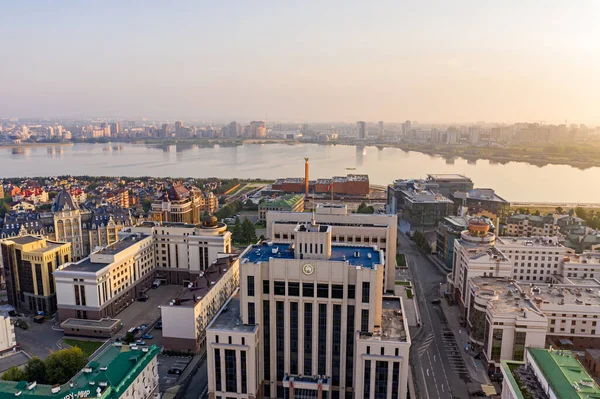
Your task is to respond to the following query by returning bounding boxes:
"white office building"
[206,221,410,399]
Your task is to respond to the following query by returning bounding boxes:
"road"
[400,233,471,398]
[181,353,208,399]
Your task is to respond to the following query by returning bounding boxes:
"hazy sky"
[1,1,599,124]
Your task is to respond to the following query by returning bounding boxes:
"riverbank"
[0,142,74,149]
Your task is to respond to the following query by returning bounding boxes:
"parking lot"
[158,354,193,390]
[116,284,185,342]
[15,316,64,359]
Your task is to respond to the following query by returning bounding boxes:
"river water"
[1,142,598,203]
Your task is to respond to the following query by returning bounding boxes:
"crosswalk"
[440,328,470,380]
[417,331,435,356]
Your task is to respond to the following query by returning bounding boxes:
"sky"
[1,1,599,124]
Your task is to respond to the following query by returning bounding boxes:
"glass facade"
[276,301,285,379]
[241,351,247,394]
[468,295,486,343]
[225,349,237,392]
[363,360,371,399]
[332,304,342,385]
[304,302,313,375]
[303,282,314,297]
[214,348,222,391]
[263,300,270,379]
[375,361,388,399]
[345,305,354,388]
[513,331,526,361]
[392,362,400,399]
[290,301,299,374]
[491,328,503,361]
[318,303,327,375]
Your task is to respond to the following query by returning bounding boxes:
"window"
[363,360,371,399]
[241,351,247,394]
[513,331,526,361]
[348,285,356,299]
[304,303,313,375]
[214,349,222,391]
[290,302,299,375]
[332,284,344,299]
[263,301,270,379]
[332,305,342,385]
[491,329,503,361]
[361,309,369,332]
[247,276,255,297]
[263,280,270,294]
[317,284,329,298]
[288,282,300,296]
[276,301,285,379]
[248,302,255,325]
[375,361,388,399]
[225,350,237,392]
[303,283,314,297]
[362,282,370,303]
[274,281,286,295]
[318,304,327,375]
[392,362,400,399]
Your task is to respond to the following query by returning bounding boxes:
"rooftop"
[5,235,43,245]
[427,174,472,182]
[359,297,408,342]
[241,242,382,269]
[496,236,564,248]
[94,233,150,255]
[528,347,600,399]
[60,318,121,329]
[453,188,509,203]
[470,277,542,316]
[401,188,453,204]
[167,256,238,307]
[0,344,159,399]
[260,194,304,209]
[208,292,257,333]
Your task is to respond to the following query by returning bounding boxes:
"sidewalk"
[439,282,491,385]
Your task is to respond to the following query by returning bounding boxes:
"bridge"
[510,202,600,208]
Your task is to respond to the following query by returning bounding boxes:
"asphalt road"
[181,353,208,399]
[400,233,471,399]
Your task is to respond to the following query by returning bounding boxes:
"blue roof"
[242,242,381,269]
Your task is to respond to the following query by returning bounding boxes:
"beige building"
[128,217,232,284]
[55,233,155,321]
[266,203,398,292]
[207,221,410,399]
[0,314,16,353]
[1,235,71,314]
[161,255,239,354]
[505,214,559,237]
[150,184,217,224]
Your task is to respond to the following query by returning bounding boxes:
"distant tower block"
[304,157,309,197]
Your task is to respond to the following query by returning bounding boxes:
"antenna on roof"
[311,187,316,226]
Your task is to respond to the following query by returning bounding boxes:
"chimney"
[304,157,309,197]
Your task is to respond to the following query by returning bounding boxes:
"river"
[1,142,599,203]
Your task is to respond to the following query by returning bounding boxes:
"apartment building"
[161,255,239,354]
[150,184,217,224]
[54,233,155,322]
[562,251,600,279]
[266,203,397,292]
[0,344,160,399]
[495,236,565,283]
[451,188,510,223]
[501,348,600,399]
[127,218,232,284]
[505,214,559,237]
[206,222,410,399]
[465,275,600,368]
[1,235,71,314]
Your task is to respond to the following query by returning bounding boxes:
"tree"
[241,218,257,244]
[25,358,47,383]
[356,202,375,214]
[575,206,588,220]
[142,199,153,213]
[555,206,564,214]
[45,347,88,385]
[2,366,26,381]
[124,332,135,344]
[232,218,243,243]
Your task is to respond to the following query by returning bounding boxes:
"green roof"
[0,344,159,399]
[260,194,304,210]
[528,347,600,399]
[500,360,526,399]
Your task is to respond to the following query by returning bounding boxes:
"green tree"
[25,358,47,383]
[232,218,243,243]
[142,199,153,213]
[555,206,564,214]
[575,206,588,220]
[532,210,541,216]
[241,218,257,244]
[45,347,88,385]
[48,191,58,200]
[123,332,135,344]
[356,202,375,214]
[2,366,26,382]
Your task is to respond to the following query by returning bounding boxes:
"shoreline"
[2,139,599,170]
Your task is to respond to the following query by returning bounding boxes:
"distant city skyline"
[1,1,600,124]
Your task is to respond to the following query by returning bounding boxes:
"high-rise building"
[1,235,71,314]
[162,123,170,137]
[357,121,367,140]
[175,120,185,137]
[110,122,121,135]
[228,121,240,138]
[378,121,384,137]
[206,221,411,399]
[402,120,411,135]
[250,121,267,138]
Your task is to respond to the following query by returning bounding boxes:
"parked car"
[139,324,148,330]
[142,334,153,340]
[167,368,182,375]
[135,340,146,346]
[430,298,441,305]
[155,321,163,330]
